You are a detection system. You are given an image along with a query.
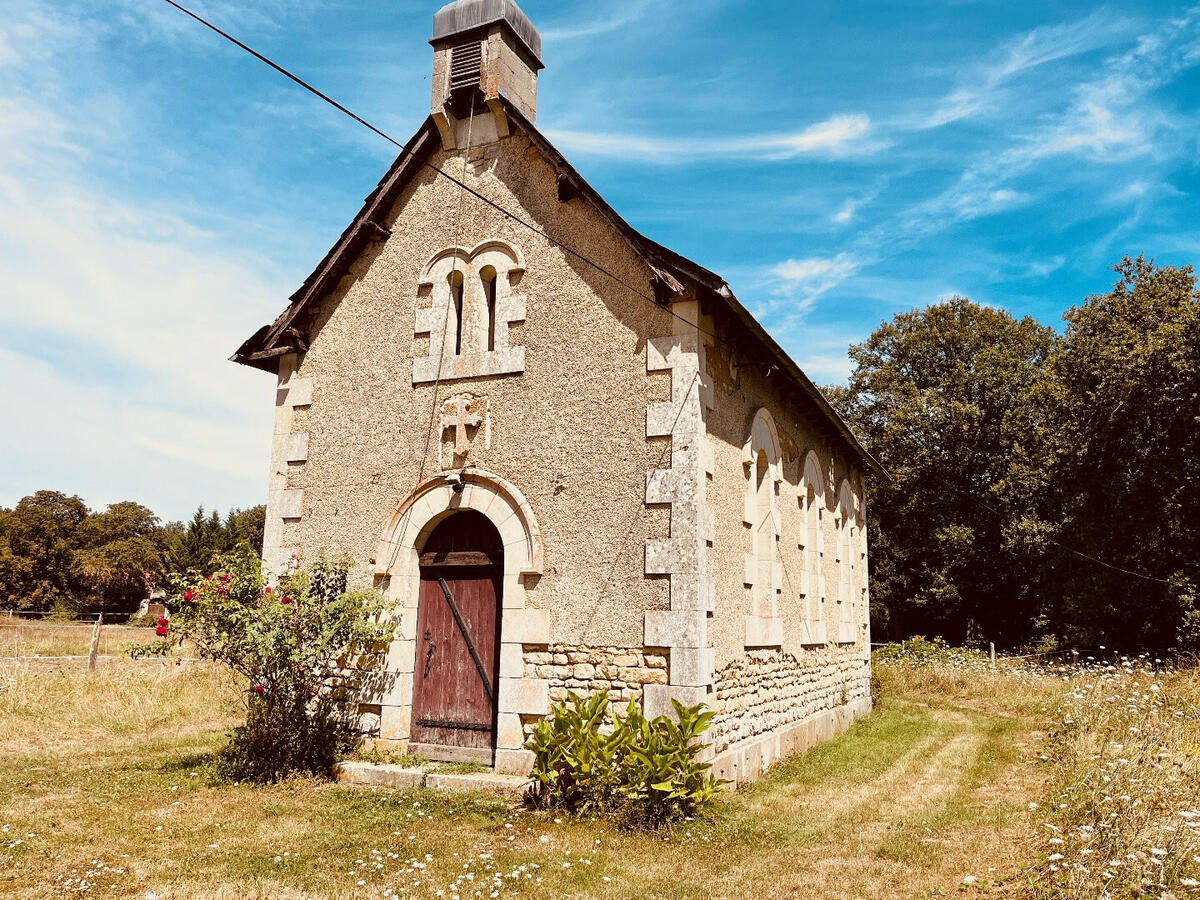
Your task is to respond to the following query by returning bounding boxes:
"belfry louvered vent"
[449,40,483,92]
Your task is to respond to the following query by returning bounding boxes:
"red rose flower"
[254,684,265,693]
[183,590,195,601]
[220,573,232,585]
[156,616,169,626]
[155,625,168,637]
[280,596,293,605]
[263,586,272,595]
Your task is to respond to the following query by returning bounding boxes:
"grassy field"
[1,639,1197,898]
[0,620,162,658]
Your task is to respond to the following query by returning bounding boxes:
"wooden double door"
[410,510,503,756]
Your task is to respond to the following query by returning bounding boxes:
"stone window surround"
[413,239,528,384]
[742,408,784,649]
[834,479,861,645]
[368,467,546,775]
[798,450,829,646]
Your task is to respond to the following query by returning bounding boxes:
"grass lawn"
[0,651,1069,899]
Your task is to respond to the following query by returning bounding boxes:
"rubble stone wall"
[709,647,870,755]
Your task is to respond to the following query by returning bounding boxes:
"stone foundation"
[524,644,668,706]
[709,648,870,755]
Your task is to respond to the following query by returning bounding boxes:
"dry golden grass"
[1019,658,1200,898]
[0,620,160,658]
[0,653,1068,899]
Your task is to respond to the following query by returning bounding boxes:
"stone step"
[336,762,529,797]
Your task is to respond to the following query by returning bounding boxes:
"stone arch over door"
[370,468,549,774]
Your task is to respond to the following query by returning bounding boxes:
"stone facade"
[237,0,879,785]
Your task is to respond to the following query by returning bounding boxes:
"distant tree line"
[827,257,1199,651]
[0,495,264,618]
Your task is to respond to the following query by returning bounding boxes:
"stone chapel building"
[234,0,884,782]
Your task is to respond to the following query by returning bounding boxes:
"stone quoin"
[233,0,885,782]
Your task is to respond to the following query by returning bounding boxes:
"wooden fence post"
[989,642,996,669]
[88,612,103,671]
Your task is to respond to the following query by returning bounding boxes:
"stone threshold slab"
[336,761,529,797]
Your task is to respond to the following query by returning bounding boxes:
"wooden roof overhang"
[231,98,886,480]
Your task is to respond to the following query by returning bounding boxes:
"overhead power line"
[160,0,718,345]
[160,0,1172,590]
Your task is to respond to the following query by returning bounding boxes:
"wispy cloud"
[0,76,281,517]
[766,253,861,315]
[832,183,884,226]
[546,113,880,163]
[541,1,648,41]
[874,6,1200,253]
[920,9,1133,128]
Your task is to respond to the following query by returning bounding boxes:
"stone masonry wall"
[709,648,870,754]
[524,644,668,705]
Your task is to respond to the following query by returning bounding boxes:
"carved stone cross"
[439,394,490,467]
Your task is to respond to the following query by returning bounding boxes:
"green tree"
[829,298,1059,645]
[0,491,88,612]
[167,505,266,575]
[73,501,171,616]
[1047,256,1200,648]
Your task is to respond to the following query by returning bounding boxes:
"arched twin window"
[447,266,498,357]
[413,240,527,384]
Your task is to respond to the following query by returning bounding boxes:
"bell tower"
[430,0,544,149]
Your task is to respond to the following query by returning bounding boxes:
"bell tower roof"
[431,0,543,69]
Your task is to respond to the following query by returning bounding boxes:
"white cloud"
[541,2,647,41]
[759,115,873,157]
[921,9,1133,128]
[1026,256,1067,278]
[0,89,283,519]
[545,113,880,163]
[767,253,861,314]
[832,199,860,225]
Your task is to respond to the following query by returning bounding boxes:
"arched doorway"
[409,510,504,760]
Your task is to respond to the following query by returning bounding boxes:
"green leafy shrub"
[872,635,990,670]
[168,550,390,782]
[125,639,171,659]
[525,691,723,830]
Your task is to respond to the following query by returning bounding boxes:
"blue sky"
[1,0,1198,522]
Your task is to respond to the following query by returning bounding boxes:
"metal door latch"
[423,628,435,677]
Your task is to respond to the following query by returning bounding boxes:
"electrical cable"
[160,0,720,347]
[160,0,1171,592]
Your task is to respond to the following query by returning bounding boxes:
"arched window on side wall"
[799,451,827,644]
[836,479,857,644]
[742,408,783,648]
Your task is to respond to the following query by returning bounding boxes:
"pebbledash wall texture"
[233,0,883,783]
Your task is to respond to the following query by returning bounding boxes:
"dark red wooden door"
[411,511,503,750]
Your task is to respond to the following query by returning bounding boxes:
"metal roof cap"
[431,0,543,67]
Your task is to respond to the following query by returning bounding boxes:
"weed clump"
[525,690,723,831]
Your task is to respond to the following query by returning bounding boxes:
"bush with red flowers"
[168,549,390,782]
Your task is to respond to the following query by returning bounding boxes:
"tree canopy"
[831,257,1199,650]
[0,494,265,618]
